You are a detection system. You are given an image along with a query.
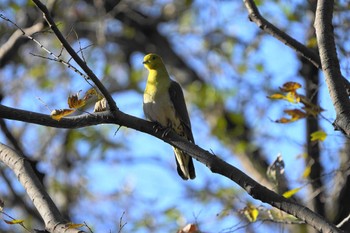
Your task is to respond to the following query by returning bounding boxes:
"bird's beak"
[143,60,148,64]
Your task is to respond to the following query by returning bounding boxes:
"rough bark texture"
[0,143,83,233]
[314,0,350,135]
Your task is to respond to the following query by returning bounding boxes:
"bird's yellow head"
[143,53,164,70]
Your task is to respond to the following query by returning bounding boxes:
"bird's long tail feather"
[173,147,196,180]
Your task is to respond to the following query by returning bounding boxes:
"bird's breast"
[143,87,179,127]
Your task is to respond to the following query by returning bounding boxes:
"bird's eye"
[152,56,156,60]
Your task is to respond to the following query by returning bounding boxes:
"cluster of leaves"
[268,82,324,123]
[50,89,105,120]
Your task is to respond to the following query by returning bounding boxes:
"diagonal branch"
[31,0,118,113]
[0,103,343,232]
[0,143,84,233]
[242,0,350,93]
[243,0,321,68]
[314,0,350,135]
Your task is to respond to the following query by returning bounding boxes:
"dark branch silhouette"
[0,0,346,232]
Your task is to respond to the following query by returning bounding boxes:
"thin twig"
[32,0,118,113]
[242,0,321,68]
[118,211,127,233]
[0,14,92,83]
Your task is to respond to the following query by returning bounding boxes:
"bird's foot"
[152,122,172,137]
[152,122,163,133]
[162,127,172,137]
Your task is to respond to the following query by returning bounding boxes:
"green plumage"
[143,53,196,180]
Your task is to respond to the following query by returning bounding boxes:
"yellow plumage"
[143,53,196,180]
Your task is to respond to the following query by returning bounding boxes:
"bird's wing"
[169,80,195,143]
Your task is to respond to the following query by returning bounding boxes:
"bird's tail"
[173,147,196,180]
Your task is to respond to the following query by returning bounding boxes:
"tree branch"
[31,0,118,113]
[0,143,84,233]
[242,0,350,95]
[0,103,343,232]
[242,0,321,68]
[314,0,350,136]
[0,1,343,231]
[0,104,116,129]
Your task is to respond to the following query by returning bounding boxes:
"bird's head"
[143,53,164,70]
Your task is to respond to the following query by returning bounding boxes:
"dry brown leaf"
[51,109,75,121]
[279,82,302,92]
[68,92,86,109]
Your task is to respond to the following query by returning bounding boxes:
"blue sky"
[0,1,346,232]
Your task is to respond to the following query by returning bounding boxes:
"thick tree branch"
[0,119,44,220]
[0,104,115,129]
[165,132,342,233]
[314,0,350,135]
[302,1,325,217]
[0,103,343,232]
[0,143,84,233]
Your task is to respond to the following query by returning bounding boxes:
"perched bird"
[143,53,196,180]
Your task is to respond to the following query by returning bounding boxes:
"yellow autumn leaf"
[310,131,327,142]
[4,219,25,225]
[68,93,86,109]
[66,222,84,229]
[279,82,302,92]
[283,187,302,198]
[285,92,300,103]
[268,93,286,100]
[306,37,318,48]
[51,109,75,121]
[243,204,259,222]
[303,163,312,178]
[268,92,299,103]
[276,109,307,123]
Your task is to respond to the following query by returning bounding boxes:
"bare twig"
[0,210,31,232]
[118,211,127,233]
[0,14,92,83]
[31,0,118,113]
